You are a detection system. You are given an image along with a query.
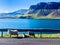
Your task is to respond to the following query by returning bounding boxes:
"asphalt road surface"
[0,38,60,45]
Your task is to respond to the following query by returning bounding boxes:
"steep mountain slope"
[25,2,60,17]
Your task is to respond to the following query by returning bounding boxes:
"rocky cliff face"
[25,2,60,17]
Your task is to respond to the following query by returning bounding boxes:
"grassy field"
[35,34,60,38]
[0,34,60,38]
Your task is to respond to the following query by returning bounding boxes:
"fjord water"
[0,19,60,34]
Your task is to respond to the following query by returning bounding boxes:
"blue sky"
[0,0,60,13]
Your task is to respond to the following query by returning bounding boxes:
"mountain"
[0,9,28,18]
[13,9,28,15]
[25,2,60,18]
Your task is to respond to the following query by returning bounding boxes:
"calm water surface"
[0,19,60,34]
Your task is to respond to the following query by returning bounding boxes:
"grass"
[24,14,60,19]
[0,34,60,38]
[0,34,25,38]
[32,16,60,19]
[35,34,60,38]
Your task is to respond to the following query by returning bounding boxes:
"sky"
[0,0,60,13]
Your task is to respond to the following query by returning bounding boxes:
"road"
[0,38,60,45]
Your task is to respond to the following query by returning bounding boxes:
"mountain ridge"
[0,9,28,16]
[25,2,60,18]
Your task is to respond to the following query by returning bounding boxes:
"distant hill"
[25,2,60,18]
[0,9,28,18]
[13,9,28,15]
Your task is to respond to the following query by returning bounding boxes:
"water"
[0,19,60,34]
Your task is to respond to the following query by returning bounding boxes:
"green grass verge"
[35,34,60,38]
[0,34,60,38]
